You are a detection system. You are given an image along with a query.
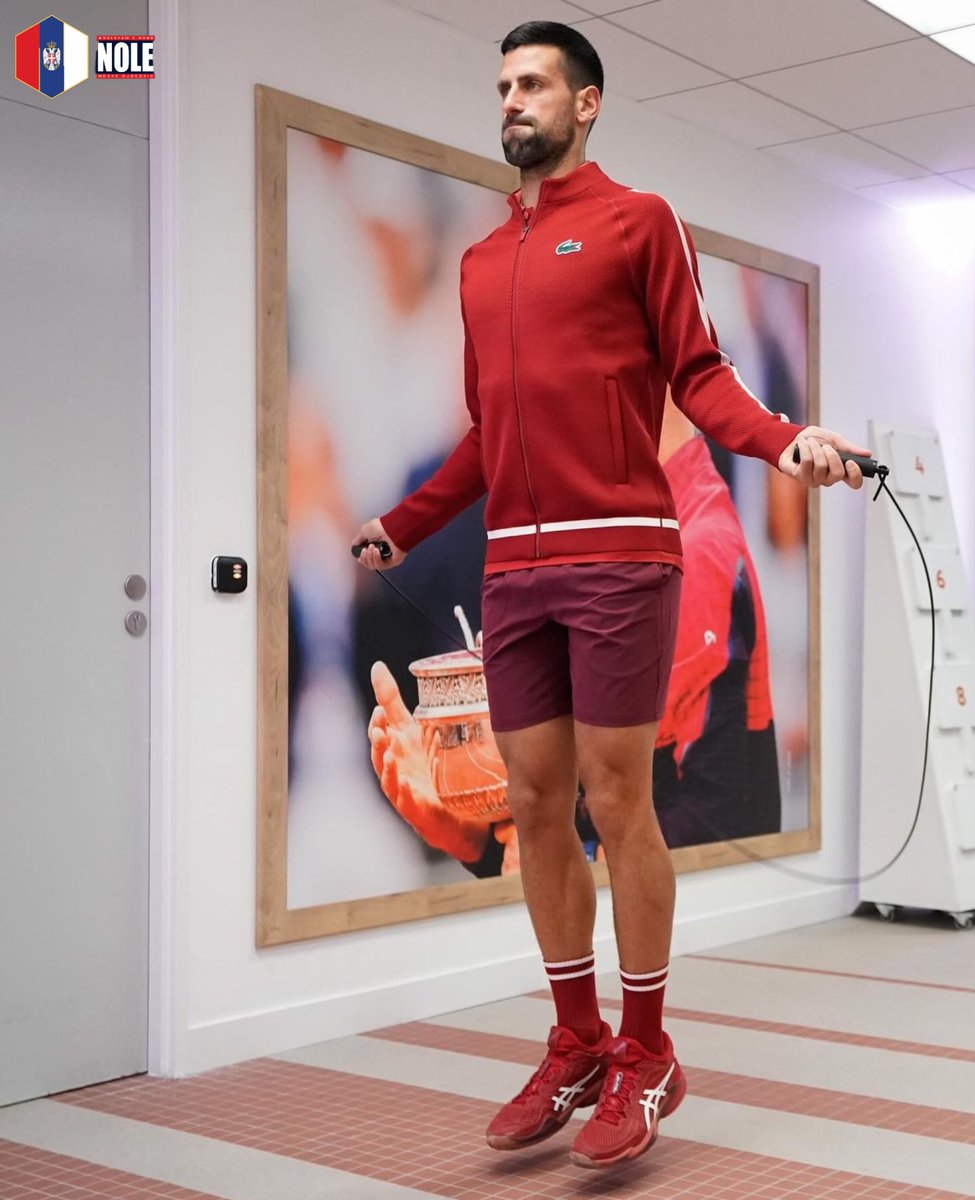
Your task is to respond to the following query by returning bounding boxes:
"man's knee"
[575,721,658,844]
[506,775,576,840]
[583,770,653,844]
[496,716,576,838]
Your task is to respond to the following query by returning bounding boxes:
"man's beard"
[502,116,575,171]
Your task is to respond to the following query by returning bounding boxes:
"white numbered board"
[952,782,975,852]
[887,430,947,498]
[908,546,969,614]
[861,421,975,916]
[936,665,975,732]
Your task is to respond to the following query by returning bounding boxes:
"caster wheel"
[949,911,974,931]
[875,903,898,922]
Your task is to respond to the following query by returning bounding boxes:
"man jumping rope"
[354,20,868,1170]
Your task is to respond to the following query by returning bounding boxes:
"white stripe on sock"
[544,954,595,970]
[620,964,668,981]
[545,960,597,979]
[545,966,596,982]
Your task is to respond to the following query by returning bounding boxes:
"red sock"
[618,964,668,1055]
[544,953,602,1044]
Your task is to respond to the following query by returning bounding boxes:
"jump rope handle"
[792,445,885,479]
[351,539,393,561]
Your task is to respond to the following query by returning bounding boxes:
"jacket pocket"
[605,378,629,484]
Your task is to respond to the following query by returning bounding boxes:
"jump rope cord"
[692,472,935,886]
[367,474,935,886]
[370,570,485,660]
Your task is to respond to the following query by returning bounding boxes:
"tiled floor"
[2,913,975,1199]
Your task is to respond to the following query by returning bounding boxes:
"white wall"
[152,0,975,1075]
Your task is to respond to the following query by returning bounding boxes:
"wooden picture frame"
[256,85,820,947]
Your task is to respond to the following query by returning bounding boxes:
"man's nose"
[502,90,524,118]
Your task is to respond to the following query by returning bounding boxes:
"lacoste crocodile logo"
[556,239,583,255]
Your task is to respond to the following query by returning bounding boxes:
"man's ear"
[578,84,601,125]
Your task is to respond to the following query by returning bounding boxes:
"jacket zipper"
[512,203,542,558]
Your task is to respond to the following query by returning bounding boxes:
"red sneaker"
[569,1032,686,1168]
[486,1022,612,1150]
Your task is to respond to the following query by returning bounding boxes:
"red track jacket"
[382,161,805,574]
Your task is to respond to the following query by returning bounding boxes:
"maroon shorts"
[480,562,682,733]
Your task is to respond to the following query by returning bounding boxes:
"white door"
[0,88,150,1102]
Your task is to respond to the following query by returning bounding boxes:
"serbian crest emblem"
[42,40,61,70]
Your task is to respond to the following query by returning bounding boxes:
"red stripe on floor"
[664,1005,975,1064]
[54,1058,972,1200]
[0,1137,221,1200]
[689,954,975,995]
[53,1060,975,1200]
[366,1021,975,1145]
[57,1060,970,1200]
[524,989,975,1062]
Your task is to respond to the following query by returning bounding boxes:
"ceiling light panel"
[933,24,975,62]
[864,1,975,35]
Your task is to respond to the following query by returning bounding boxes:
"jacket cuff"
[379,501,423,553]
[762,418,806,467]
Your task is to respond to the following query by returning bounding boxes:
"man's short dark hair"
[500,21,604,96]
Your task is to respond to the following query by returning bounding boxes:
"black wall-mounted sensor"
[211,556,248,593]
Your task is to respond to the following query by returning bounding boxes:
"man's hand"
[779,426,872,490]
[353,518,407,570]
[368,661,488,863]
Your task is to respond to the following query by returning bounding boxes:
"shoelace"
[513,1054,565,1104]
[593,1063,640,1126]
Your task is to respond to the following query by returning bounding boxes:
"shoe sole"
[486,1078,605,1151]
[569,1067,687,1169]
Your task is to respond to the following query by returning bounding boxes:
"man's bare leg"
[574,720,674,977]
[495,715,594,962]
[485,715,610,1152]
[567,718,686,1170]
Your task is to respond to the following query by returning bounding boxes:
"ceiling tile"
[644,82,834,147]
[608,0,917,76]
[857,173,975,206]
[388,0,590,43]
[862,0,975,35]
[571,0,664,13]
[747,38,975,126]
[764,132,928,188]
[572,18,725,100]
[945,166,975,187]
[857,106,975,171]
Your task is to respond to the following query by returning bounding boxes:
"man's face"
[498,45,580,171]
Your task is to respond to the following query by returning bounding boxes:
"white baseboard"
[176,886,855,1076]
[671,884,857,957]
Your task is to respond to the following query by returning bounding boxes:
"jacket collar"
[506,160,606,216]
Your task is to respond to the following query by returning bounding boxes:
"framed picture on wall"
[255,85,821,947]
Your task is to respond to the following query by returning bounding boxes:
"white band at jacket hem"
[487,516,681,541]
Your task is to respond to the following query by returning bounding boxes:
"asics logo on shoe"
[556,239,583,255]
[552,1062,602,1112]
[639,1062,676,1130]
